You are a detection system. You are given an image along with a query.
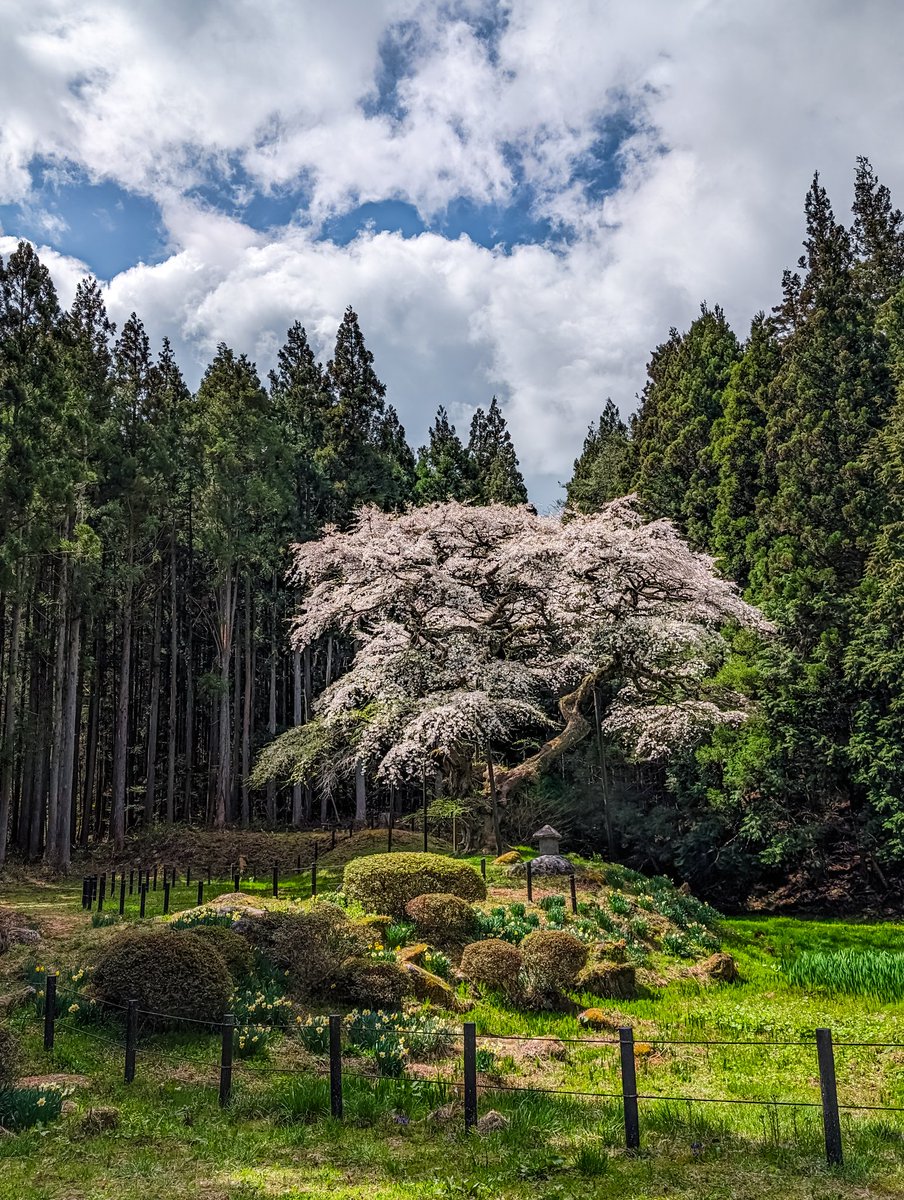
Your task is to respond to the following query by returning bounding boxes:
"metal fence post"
[43,972,57,1051]
[463,1022,478,1132]
[570,874,578,914]
[329,1014,343,1119]
[619,1026,640,1151]
[526,860,533,903]
[197,880,204,906]
[219,1014,235,1107]
[163,880,170,915]
[125,999,138,1083]
[233,872,240,893]
[817,1027,843,1165]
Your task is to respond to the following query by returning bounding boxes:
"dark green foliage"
[183,925,253,981]
[414,407,475,502]
[519,929,587,993]
[565,399,635,513]
[460,938,523,996]
[269,905,371,998]
[0,1024,19,1090]
[0,1086,64,1129]
[334,958,413,1010]
[468,396,528,505]
[404,892,476,943]
[93,928,232,1028]
[343,852,486,916]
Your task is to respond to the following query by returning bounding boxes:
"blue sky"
[1,1,901,507]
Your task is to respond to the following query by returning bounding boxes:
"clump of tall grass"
[785,949,904,1002]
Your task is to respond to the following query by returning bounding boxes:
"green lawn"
[1,864,904,1200]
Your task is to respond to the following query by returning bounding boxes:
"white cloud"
[2,1,904,506]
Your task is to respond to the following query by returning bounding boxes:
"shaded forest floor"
[0,852,903,1198]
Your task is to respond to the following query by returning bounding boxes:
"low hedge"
[520,930,587,994]
[404,893,476,944]
[460,938,522,997]
[184,925,253,981]
[344,853,486,917]
[270,905,371,998]
[93,928,232,1028]
[334,959,413,1010]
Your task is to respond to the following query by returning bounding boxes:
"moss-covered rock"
[578,962,637,999]
[401,961,464,1010]
[492,851,521,866]
[343,853,485,917]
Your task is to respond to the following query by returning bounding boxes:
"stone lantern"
[525,823,573,876]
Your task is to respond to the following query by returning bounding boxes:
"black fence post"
[43,972,57,1051]
[81,877,88,909]
[197,880,204,907]
[119,875,126,916]
[139,883,147,918]
[816,1027,843,1165]
[570,874,578,914]
[186,865,191,887]
[463,1022,478,1132]
[526,860,533,903]
[129,868,134,895]
[619,1026,640,1152]
[163,880,170,915]
[97,875,105,913]
[272,866,278,898]
[207,865,211,885]
[87,876,94,911]
[219,1014,235,1107]
[233,872,240,893]
[329,1013,343,1119]
[125,999,138,1083]
[153,865,157,891]
[311,861,318,897]
[480,857,486,880]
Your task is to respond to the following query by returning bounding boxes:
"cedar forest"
[2,158,903,907]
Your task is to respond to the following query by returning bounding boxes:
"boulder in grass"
[401,961,472,1013]
[695,952,738,983]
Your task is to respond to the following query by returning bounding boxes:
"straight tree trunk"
[44,559,70,865]
[0,595,23,865]
[184,610,194,823]
[144,578,163,824]
[214,572,236,830]
[80,635,100,847]
[241,575,252,828]
[54,601,82,870]
[110,559,134,853]
[166,536,178,825]
[266,576,277,825]
[291,649,303,826]
[303,644,313,820]
[354,759,367,823]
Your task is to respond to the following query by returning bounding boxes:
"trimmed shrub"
[0,1024,19,1090]
[344,853,485,917]
[578,962,637,999]
[460,938,523,997]
[404,893,476,944]
[184,925,253,981]
[520,930,587,994]
[335,959,412,1010]
[270,906,371,998]
[93,928,232,1028]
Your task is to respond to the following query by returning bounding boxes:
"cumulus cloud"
[1,1,903,505]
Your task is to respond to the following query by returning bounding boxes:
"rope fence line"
[35,970,904,1165]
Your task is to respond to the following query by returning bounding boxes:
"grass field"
[1,840,903,1200]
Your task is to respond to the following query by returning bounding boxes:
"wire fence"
[36,972,904,1165]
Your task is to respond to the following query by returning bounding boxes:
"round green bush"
[184,925,253,981]
[460,938,523,997]
[271,906,371,998]
[0,1024,19,1089]
[93,929,232,1028]
[404,893,476,944]
[344,853,486,917]
[520,930,587,993]
[335,959,413,1010]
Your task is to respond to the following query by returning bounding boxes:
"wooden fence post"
[817,1027,843,1165]
[219,1014,235,1107]
[311,862,318,897]
[233,873,240,893]
[570,874,578,914]
[163,880,170,915]
[619,1026,640,1151]
[125,999,138,1083]
[197,880,204,906]
[272,866,279,898]
[329,1014,343,1119]
[139,884,147,918]
[463,1022,478,1133]
[526,860,533,903]
[152,865,157,891]
[480,858,486,880]
[43,972,57,1051]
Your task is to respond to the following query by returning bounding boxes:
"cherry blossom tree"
[254,499,770,845]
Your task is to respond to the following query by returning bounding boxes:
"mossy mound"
[460,939,522,997]
[344,853,485,917]
[405,893,476,944]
